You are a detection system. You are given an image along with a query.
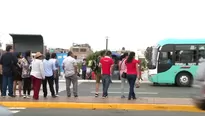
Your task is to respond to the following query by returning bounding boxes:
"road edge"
[0,102,203,112]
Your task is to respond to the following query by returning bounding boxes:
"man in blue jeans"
[99,51,114,98]
[0,45,18,97]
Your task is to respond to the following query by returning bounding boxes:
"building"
[70,43,93,60]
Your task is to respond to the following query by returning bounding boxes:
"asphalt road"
[59,82,196,98]
[12,108,205,116]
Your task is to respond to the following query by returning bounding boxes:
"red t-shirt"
[100,56,114,75]
[126,59,139,75]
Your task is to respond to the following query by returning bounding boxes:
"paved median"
[0,97,203,112]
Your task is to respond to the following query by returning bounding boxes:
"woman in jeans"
[125,52,140,100]
[118,52,128,98]
[22,50,32,98]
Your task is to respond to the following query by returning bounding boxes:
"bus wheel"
[176,72,192,87]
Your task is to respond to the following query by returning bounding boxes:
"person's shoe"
[128,97,131,100]
[102,95,108,99]
[26,95,31,99]
[95,93,99,97]
[52,95,57,98]
[121,95,125,99]
[9,95,15,98]
[67,95,71,98]
[74,95,78,98]
[56,94,59,97]
[23,95,27,98]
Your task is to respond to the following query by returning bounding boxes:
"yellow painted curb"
[0,102,204,112]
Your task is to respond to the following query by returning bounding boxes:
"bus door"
[157,45,174,82]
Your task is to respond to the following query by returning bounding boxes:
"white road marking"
[8,107,26,114]
[11,110,20,114]
[90,91,158,94]
[8,107,26,110]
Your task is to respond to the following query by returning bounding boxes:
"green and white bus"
[146,39,205,87]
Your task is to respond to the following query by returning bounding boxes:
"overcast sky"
[0,0,205,51]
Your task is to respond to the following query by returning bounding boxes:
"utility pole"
[105,36,109,51]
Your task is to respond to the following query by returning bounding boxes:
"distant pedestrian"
[0,45,18,98]
[119,52,128,98]
[30,52,45,100]
[99,50,114,98]
[62,51,78,97]
[81,59,87,80]
[22,50,32,98]
[125,52,140,100]
[13,52,23,97]
[50,53,60,96]
[42,53,57,98]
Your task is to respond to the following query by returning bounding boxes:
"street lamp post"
[106,36,109,51]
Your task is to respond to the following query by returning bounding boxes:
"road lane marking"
[90,91,158,94]
[11,110,20,114]
[8,107,26,110]
[8,107,26,114]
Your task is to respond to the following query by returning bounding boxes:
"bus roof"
[158,39,205,46]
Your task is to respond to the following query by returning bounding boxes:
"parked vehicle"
[0,106,13,116]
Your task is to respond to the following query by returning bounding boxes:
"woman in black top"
[13,52,23,97]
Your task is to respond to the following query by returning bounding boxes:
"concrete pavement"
[12,109,205,116]
[59,82,196,98]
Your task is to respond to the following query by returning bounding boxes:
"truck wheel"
[176,72,192,87]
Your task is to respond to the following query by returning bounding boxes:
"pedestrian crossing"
[8,107,26,114]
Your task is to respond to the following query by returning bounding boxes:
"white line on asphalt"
[11,110,20,114]
[90,91,158,94]
[7,107,26,110]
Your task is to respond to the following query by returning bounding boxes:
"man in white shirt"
[62,51,78,97]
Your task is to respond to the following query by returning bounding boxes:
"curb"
[0,102,203,112]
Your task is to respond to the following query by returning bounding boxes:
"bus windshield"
[145,46,158,69]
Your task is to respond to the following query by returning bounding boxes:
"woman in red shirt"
[125,52,140,100]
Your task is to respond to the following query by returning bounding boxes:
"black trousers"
[82,70,86,79]
[23,78,31,95]
[42,76,55,97]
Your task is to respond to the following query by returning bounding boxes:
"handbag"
[120,59,127,78]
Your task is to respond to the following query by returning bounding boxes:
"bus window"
[199,45,205,59]
[175,45,197,63]
[159,51,173,64]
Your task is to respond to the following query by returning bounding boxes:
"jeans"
[121,77,126,96]
[0,75,2,94]
[127,74,137,99]
[2,76,13,96]
[102,74,111,97]
[54,70,59,95]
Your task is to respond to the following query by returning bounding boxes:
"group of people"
[0,45,60,100]
[0,45,141,100]
[92,50,141,100]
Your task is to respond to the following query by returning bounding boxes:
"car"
[0,106,13,116]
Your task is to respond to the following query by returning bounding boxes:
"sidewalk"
[0,96,202,112]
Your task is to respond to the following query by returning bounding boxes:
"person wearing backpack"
[119,52,128,98]
[93,50,105,97]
